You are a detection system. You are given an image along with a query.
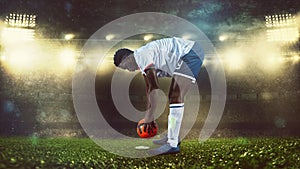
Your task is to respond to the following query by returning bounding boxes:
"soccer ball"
[136,119,158,138]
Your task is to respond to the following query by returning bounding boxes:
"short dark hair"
[113,48,133,66]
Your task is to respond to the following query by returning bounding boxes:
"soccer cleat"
[147,143,180,156]
[153,134,181,146]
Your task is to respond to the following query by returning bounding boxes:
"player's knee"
[169,92,183,104]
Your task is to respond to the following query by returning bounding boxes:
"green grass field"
[0,137,299,169]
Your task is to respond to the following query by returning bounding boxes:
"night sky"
[0,0,299,39]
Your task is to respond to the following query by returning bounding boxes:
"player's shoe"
[153,134,181,146]
[147,143,180,156]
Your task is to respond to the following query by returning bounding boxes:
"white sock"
[167,103,184,147]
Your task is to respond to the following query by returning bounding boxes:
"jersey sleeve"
[134,45,155,75]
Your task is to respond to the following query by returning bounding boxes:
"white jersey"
[133,37,195,77]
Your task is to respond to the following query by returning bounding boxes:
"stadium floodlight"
[5,13,36,28]
[265,13,299,42]
[219,35,228,42]
[143,34,153,41]
[2,27,35,43]
[291,55,300,63]
[64,33,75,40]
[266,28,299,42]
[2,13,36,43]
[105,34,115,41]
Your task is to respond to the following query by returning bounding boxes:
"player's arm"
[143,68,159,123]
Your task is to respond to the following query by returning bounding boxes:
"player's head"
[114,48,134,67]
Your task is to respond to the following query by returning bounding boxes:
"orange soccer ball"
[136,119,158,138]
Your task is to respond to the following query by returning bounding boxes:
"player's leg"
[165,42,204,148]
[152,75,192,146]
[169,75,193,103]
[149,75,192,155]
[167,75,192,147]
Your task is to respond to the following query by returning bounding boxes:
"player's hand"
[139,121,157,134]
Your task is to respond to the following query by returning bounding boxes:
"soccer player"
[113,37,204,155]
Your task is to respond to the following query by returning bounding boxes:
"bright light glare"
[219,35,228,41]
[0,40,45,74]
[0,54,6,61]
[1,39,79,75]
[144,34,153,41]
[291,55,300,63]
[182,34,191,40]
[202,59,208,66]
[267,28,299,42]
[224,51,244,70]
[64,34,75,40]
[105,34,115,41]
[5,51,35,69]
[267,56,284,64]
[261,55,285,72]
[97,61,114,73]
[59,49,77,67]
[2,27,35,43]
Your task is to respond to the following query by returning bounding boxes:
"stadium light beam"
[0,54,6,62]
[219,35,228,42]
[260,54,285,72]
[224,50,245,70]
[64,34,75,40]
[59,48,77,67]
[5,50,36,70]
[105,34,115,41]
[144,34,153,41]
[2,27,35,43]
[291,55,300,63]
